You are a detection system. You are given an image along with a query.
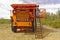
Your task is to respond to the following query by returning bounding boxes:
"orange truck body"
[10,4,46,32]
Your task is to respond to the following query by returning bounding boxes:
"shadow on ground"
[35,27,56,39]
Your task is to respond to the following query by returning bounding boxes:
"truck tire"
[32,19,36,32]
[11,26,17,33]
[11,18,17,33]
[32,10,36,32]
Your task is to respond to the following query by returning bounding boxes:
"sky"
[23,0,60,4]
[0,0,60,19]
[0,0,23,19]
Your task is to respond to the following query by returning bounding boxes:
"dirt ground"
[0,27,35,40]
[36,25,60,40]
[0,25,60,40]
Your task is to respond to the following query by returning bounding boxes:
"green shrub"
[0,19,10,24]
[42,20,60,28]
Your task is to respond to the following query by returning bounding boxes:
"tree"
[56,10,60,19]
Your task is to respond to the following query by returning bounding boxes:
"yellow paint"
[16,22,32,27]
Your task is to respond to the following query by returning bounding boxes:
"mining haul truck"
[10,4,46,32]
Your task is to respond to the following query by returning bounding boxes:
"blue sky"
[0,0,60,19]
[23,0,60,4]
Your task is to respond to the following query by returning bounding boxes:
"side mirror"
[38,8,46,18]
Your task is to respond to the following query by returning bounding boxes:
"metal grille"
[16,9,29,22]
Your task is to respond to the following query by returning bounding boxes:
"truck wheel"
[11,26,17,33]
[32,19,36,32]
[32,26,35,32]
[32,12,36,32]
[11,18,17,33]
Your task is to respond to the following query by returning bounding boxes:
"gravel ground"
[43,31,60,40]
[0,25,60,40]
[35,25,60,40]
[0,27,35,40]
